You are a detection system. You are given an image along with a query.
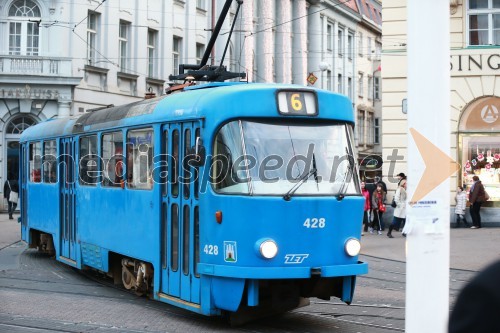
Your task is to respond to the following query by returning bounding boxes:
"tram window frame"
[29,142,42,183]
[161,130,168,196]
[126,128,154,190]
[194,128,200,199]
[183,128,191,199]
[102,131,124,188]
[182,205,190,275]
[171,203,179,272]
[171,129,179,197]
[43,140,57,183]
[79,135,99,186]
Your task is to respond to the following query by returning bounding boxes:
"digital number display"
[277,90,318,116]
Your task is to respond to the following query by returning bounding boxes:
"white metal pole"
[406,1,450,333]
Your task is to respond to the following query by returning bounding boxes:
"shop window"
[459,96,500,202]
[127,128,154,189]
[102,132,124,187]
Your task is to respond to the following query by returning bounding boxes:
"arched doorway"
[5,114,38,180]
[458,96,500,206]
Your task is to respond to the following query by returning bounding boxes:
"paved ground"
[360,225,500,271]
[1,212,498,272]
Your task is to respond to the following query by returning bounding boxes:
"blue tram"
[19,82,367,321]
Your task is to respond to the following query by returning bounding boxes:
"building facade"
[382,0,500,223]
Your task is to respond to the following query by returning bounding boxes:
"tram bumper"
[199,261,367,311]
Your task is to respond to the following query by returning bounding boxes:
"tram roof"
[20,82,354,142]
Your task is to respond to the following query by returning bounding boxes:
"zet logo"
[284,254,309,264]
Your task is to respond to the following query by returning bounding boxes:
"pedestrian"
[449,260,500,333]
[375,176,387,193]
[454,186,469,228]
[468,175,486,229]
[361,181,371,235]
[387,179,406,238]
[396,172,406,186]
[3,173,19,220]
[369,183,386,235]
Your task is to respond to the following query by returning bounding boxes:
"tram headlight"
[257,239,278,259]
[345,238,361,257]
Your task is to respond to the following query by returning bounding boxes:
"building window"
[147,29,158,78]
[326,70,332,91]
[173,36,182,75]
[8,0,41,55]
[468,0,500,45]
[119,20,130,72]
[367,36,372,60]
[348,32,354,60]
[358,32,363,56]
[347,77,353,100]
[358,111,365,145]
[358,72,364,97]
[338,73,343,94]
[87,11,99,65]
[367,112,375,145]
[368,75,373,100]
[196,43,204,65]
[7,115,37,134]
[196,0,206,10]
[375,41,382,60]
[374,76,381,100]
[338,27,344,57]
[327,23,333,51]
[374,118,380,144]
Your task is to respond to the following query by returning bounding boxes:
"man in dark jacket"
[3,173,19,220]
[468,175,486,229]
[449,260,500,333]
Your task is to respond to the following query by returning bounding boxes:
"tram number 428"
[204,245,219,255]
[303,218,326,228]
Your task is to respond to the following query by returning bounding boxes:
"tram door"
[160,122,201,304]
[20,144,28,239]
[59,138,77,262]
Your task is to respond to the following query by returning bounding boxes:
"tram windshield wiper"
[283,167,317,201]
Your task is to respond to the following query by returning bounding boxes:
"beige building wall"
[382,1,500,221]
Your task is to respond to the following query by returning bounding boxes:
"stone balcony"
[0,55,73,77]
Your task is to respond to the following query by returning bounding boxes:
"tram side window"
[127,128,154,190]
[79,135,99,186]
[43,140,57,183]
[29,142,42,183]
[102,132,124,188]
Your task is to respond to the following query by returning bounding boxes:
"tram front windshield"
[212,120,360,196]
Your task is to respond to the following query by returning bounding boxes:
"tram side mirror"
[188,137,206,167]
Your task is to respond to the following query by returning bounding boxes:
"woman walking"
[387,179,406,238]
[370,183,386,235]
[361,181,371,235]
